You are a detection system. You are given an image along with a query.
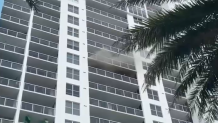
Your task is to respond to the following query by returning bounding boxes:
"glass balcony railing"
[31,36,58,49]
[0,59,22,70]
[89,66,138,84]
[163,75,181,83]
[32,23,59,35]
[86,6,127,23]
[0,77,20,88]
[91,116,123,123]
[164,87,185,97]
[90,0,127,11]
[1,14,29,26]
[87,39,133,57]
[90,81,140,100]
[88,52,135,70]
[34,12,59,23]
[168,102,189,112]
[38,1,60,11]
[87,28,122,42]
[0,27,27,39]
[24,83,56,96]
[0,118,14,123]
[22,101,55,116]
[4,1,31,13]
[29,50,57,63]
[0,42,25,54]
[128,6,147,18]
[0,96,17,108]
[26,66,57,79]
[90,98,143,117]
[172,118,191,123]
[87,16,128,33]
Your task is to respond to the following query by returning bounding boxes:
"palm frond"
[25,0,40,12]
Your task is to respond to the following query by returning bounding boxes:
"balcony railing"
[32,23,59,35]
[87,16,128,33]
[4,1,31,13]
[0,42,25,54]
[172,118,191,123]
[90,116,122,123]
[0,96,17,108]
[163,75,181,83]
[24,83,56,96]
[38,1,60,11]
[88,52,135,70]
[31,36,58,49]
[0,27,27,39]
[90,0,127,11]
[86,6,127,23]
[89,66,138,84]
[0,118,14,123]
[87,40,133,57]
[26,66,57,79]
[90,82,140,100]
[29,50,57,63]
[22,101,55,116]
[87,28,122,42]
[0,59,22,70]
[1,14,29,26]
[168,102,189,112]
[34,12,59,23]
[164,87,185,97]
[128,6,147,18]
[90,98,143,117]
[0,77,20,88]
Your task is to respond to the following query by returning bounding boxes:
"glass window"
[65,101,80,115]
[150,104,163,117]
[66,83,80,97]
[147,89,159,101]
[142,61,150,70]
[68,27,79,37]
[67,39,79,51]
[153,121,162,123]
[68,15,79,26]
[68,5,79,14]
[67,53,79,65]
[66,67,79,80]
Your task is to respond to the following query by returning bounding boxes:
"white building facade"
[0,0,193,123]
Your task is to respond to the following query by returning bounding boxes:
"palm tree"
[25,0,39,11]
[116,0,218,122]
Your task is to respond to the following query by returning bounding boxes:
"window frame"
[66,83,80,97]
[65,101,80,115]
[66,67,80,80]
[67,39,79,51]
[68,27,79,38]
[67,53,79,65]
[68,15,79,26]
[147,89,159,101]
[150,104,163,117]
[68,4,79,14]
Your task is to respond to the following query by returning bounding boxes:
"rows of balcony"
[89,66,138,84]
[164,87,185,97]
[163,75,181,83]
[88,52,135,70]
[172,118,191,123]
[0,27,26,40]
[168,102,189,112]
[34,12,59,23]
[90,116,122,123]
[1,13,29,26]
[32,23,59,35]
[0,96,17,108]
[26,66,56,79]
[0,42,25,55]
[29,50,57,63]
[86,6,127,23]
[4,1,31,14]
[38,0,60,12]
[0,118,14,123]
[31,36,58,49]
[90,98,143,117]
[87,16,128,33]
[0,77,20,88]
[0,59,22,71]
[90,81,140,100]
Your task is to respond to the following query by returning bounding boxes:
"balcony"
[162,75,181,88]
[88,52,135,71]
[172,118,191,123]
[0,14,29,32]
[90,98,143,123]
[0,42,24,63]
[87,0,127,17]
[87,28,123,46]
[20,101,55,123]
[0,27,26,47]
[90,116,122,123]
[38,0,60,17]
[164,87,187,104]
[0,96,16,119]
[34,12,59,30]
[90,81,141,107]
[87,16,128,36]
[89,66,138,92]
[0,118,14,123]
[86,6,127,27]
[0,59,22,80]
[28,50,57,71]
[25,66,56,88]
[168,102,189,121]
[3,2,30,20]
[23,83,56,107]
[0,77,19,99]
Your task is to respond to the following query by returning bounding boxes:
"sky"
[0,0,4,17]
